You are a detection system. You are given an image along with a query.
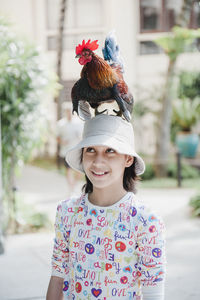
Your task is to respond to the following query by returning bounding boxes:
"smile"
[91,171,108,177]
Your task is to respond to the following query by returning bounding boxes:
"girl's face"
[82,145,133,191]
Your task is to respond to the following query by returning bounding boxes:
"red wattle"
[79,57,86,65]
[78,56,92,65]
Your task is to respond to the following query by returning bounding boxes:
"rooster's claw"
[123,110,131,122]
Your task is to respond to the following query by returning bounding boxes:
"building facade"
[1,0,200,155]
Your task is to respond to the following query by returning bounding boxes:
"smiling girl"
[46,114,166,300]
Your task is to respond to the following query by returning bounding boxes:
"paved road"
[0,165,199,300]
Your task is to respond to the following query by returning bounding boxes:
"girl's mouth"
[91,171,109,177]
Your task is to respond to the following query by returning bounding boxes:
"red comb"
[76,39,99,55]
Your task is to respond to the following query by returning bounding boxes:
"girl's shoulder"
[131,194,165,228]
[56,193,85,215]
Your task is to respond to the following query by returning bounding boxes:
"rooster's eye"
[83,51,90,57]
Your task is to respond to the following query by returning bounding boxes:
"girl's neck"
[88,187,127,207]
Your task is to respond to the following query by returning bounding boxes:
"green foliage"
[141,163,155,180]
[142,161,199,181]
[172,97,200,131]
[167,162,199,179]
[153,26,200,176]
[14,195,51,232]
[178,71,200,100]
[0,19,57,226]
[171,70,200,140]
[155,26,200,62]
[141,177,200,189]
[189,192,200,217]
[170,120,181,143]
[30,156,58,171]
[0,22,49,184]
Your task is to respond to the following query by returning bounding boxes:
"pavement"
[0,165,200,300]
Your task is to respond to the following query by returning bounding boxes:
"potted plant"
[172,97,200,158]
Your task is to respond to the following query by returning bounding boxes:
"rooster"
[71,32,134,121]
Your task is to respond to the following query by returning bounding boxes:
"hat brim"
[65,134,145,175]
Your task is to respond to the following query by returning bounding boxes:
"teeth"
[93,171,106,175]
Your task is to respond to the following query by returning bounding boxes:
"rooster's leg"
[95,107,108,116]
[113,109,122,117]
[112,84,131,121]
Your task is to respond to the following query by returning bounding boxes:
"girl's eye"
[85,147,95,153]
[106,148,115,153]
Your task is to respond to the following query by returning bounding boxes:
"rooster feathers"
[102,31,124,72]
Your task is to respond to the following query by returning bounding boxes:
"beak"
[75,54,81,58]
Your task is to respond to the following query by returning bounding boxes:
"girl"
[46,114,166,300]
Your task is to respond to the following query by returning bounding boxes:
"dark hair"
[80,149,140,194]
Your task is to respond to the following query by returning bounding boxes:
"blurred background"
[0,0,200,299]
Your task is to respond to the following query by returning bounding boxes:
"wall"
[1,0,199,156]
[0,0,35,38]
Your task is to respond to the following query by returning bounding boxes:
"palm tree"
[154,0,200,176]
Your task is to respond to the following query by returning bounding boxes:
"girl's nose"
[92,153,104,166]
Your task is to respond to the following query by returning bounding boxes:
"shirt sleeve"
[51,202,70,278]
[142,283,165,300]
[135,206,166,299]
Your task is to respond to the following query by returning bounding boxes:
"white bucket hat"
[65,114,145,175]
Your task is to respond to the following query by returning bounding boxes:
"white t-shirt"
[56,117,83,158]
[51,192,166,299]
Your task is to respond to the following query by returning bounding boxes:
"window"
[190,1,200,28]
[140,0,162,32]
[46,0,105,51]
[165,0,182,31]
[140,0,200,33]
[139,0,200,55]
[140,41,163,55]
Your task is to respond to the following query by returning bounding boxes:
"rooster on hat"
[71,31,134,122]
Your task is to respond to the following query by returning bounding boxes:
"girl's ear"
[125,155,134,167]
